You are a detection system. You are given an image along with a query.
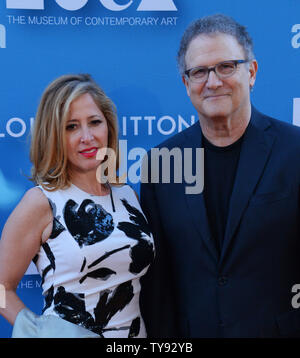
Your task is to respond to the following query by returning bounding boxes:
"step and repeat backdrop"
[0,0,299,337]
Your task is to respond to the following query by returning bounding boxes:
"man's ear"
[249,59,258,89]
[182,75,191,97]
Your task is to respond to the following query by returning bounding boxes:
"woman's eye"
[66,123,77,131]
[90,119,102,126]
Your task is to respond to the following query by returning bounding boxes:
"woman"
[0,74,155,338]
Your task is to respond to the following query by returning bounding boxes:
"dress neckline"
[70,183,116,212]
[70,183,111,198]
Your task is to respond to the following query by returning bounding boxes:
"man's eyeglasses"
[184,60,249,83]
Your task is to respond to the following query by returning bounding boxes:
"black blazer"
[140,107,300,337]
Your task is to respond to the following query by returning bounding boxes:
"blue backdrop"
[0,0,299,337]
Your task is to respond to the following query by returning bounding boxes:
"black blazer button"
[218,276,228,285]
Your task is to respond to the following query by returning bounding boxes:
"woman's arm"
[0,187,52,325]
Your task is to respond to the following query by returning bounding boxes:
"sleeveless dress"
[33,184,155,338]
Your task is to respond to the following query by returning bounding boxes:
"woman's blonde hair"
[30,74,119,191]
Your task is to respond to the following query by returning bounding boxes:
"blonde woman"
[0,74,154,338]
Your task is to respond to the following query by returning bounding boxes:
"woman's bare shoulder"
[15,187,51,217]
[23,186,48,203]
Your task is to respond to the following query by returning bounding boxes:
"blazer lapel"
[183,122,219,263]
[220,107,275,265]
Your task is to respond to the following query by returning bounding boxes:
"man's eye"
[192,68,206,77]
[218,63,235,73]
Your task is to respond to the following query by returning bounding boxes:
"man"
[140,14,300,338]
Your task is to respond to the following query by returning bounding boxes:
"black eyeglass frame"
[184,59,249,82]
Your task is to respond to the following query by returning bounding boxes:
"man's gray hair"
[177,14,255,75]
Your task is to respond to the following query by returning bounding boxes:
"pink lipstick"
[79,147,98,158]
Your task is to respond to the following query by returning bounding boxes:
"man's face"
[182,33,257,122]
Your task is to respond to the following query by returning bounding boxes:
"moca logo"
[6,0,177,11]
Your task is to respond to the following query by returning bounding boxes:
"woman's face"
[65,92,108,176]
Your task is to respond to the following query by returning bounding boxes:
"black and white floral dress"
[33,184,155,338]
